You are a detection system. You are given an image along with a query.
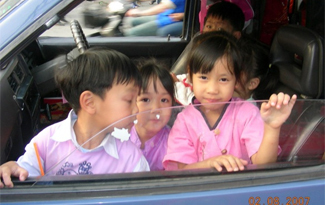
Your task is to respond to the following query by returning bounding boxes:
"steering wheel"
[70,20,89,54]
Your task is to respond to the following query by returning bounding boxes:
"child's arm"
[0,161,29,188]
[176,155,248,172]
[252,93,297,164]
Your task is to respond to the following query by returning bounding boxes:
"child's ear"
[79,91,96,114]
[235,80,241,89]
[248,78,260,91]
[233,31,242,39]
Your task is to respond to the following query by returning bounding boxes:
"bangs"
[189,37,235,75]
[139,61,175,103]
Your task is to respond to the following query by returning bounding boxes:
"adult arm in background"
[157,12,184,37]
[126,0,176,17]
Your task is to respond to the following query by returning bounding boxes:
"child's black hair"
[238,39,280,100]
[138,59,175,105]
[55,47,142,113]
[187,31,242,82]
[205,1,245,32]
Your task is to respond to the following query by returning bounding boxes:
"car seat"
[271,25,325,162]
[270,24,324,99]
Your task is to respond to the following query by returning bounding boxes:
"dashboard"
[0,53,41,164]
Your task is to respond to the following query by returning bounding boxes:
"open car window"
[1,99,323,204]
[25,99,325,184]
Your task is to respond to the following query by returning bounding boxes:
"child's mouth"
[205,98,220,103]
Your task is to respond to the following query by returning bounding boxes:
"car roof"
[0,0,83,66]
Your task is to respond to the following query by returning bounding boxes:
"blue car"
[0,0,324,204]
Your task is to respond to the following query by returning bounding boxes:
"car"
[0,0,324,204]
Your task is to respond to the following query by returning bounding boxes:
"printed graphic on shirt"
[56,161,93,175]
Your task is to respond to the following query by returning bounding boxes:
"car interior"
[0,0,323,182]
[0,0,324,203]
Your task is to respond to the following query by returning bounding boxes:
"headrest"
[270,25,324,99]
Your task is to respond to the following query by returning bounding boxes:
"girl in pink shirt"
[130,60,175,170]
[163,31,297,172]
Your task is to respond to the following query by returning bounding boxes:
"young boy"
[0,48,149,188]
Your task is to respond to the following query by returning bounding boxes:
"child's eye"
[220,78,228,82]
[124,97,133,104]
[161,98,169,103]
[199,76,208,80]
[139,98,150,102]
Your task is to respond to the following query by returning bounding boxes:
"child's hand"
[0,161,28,188]
[169,13,184,21]
[208,155,248,172]
[261,93,297,129]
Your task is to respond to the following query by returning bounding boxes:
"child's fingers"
[289,94,297,108]
[212,161,223,172]
[11,164,28,182]
[214,156,247,172]
[0,172,4,188]
[239,159,249,167]
[218,157,234,172]
[2,173,14,188]
[276,93,297,109]
[0,164,28,188]
[275,92,285,108]
[0,168,14,188]
[233,158,247,171]
[18,169,28,182]
[268,93,280,107]
[282,93,292,105]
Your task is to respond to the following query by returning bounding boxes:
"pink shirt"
[17,111,149,177]
[130,125,170,171]
[163,98,265,170]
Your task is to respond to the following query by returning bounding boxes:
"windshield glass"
[29,99,324,186]
[41,0,185,38]
[0,0,25,19]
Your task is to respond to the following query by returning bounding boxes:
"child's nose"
[150,101,161,112]
[207,81,219,94]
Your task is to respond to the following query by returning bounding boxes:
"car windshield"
[40,0,185,38]
[24,99,324,186]
[0,0,25,19]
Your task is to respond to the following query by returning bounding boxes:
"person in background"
[234,38,280,102]
[123,0,185,36]
[157,12,184,37]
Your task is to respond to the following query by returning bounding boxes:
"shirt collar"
[132,126,168,149]
[51,110,119,159]
[145,127,167,148]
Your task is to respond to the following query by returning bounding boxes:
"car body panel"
[0,0,83,66]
